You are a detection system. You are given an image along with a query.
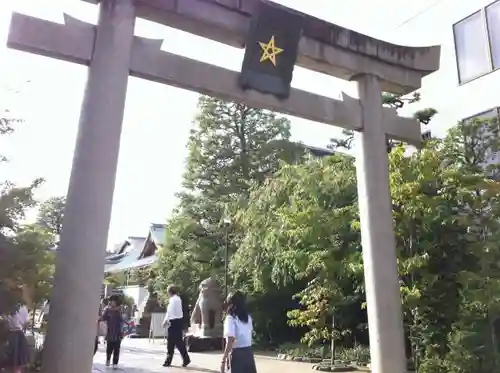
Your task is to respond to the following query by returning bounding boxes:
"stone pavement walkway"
[92,338,315,373]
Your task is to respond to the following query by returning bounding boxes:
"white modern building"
[396,0,500,138]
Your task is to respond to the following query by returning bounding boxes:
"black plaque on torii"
[238,1,304,99]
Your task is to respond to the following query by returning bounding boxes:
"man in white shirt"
[38,299,50,324]
[161,285,190,367]
[41,300,50,315]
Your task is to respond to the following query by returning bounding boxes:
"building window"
[487,1,500,69]
[463,108,500,166]
[453,0,500,83]
[421,131,432,141]
[454,11,490,82]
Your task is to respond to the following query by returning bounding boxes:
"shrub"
[337,345,371,364]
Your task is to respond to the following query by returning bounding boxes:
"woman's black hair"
[108,295,121,305]
[9,303,20,316]
[226,290,249,323]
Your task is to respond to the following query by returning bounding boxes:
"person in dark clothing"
[4,304,30,373]
[162,285,190,367]
[94,316,100,356]
[100,295,124,369]
[94,301,104,356]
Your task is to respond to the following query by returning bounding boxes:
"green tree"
[0,118,42,233]
[154,96,304,303]
[389,142,497,371]
[0,116,44,314]
[233,114,500,372]
[436,117,500,373]
[386,116,500,372]
[36,196,65,236]
[231,154,364,345]
[0,182,47,315]
[104,272,128,288]
[12,225,56,308]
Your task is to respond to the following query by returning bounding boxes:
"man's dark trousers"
[164,318,190,366]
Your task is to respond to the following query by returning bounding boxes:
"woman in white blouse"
[220,291,257,373]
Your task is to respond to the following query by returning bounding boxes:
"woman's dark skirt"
[6,330,30,367]
[230,347,257,373]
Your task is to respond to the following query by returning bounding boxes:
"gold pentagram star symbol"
[258,35,283,67]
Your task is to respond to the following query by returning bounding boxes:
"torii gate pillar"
[41,1,135,372]
[355,74,405,373]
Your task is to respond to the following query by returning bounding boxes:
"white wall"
[120,285,148,308]
[395,0,500,138]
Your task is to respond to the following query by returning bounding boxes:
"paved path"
[92,339,314,373]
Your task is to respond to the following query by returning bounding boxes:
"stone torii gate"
[7,1,439,373]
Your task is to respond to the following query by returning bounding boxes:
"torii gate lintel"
[7,12,422,145]
[83,0,440,95]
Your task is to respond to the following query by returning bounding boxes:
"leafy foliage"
[36,196,65,236]
[235,154,359,283]
[0,113,55,315]
[0,179,43,233]
[104,272,128,288]
[233,113,500,372]
[11,225,56,308]
[389,131,500,371]
[154,97,305,340]
[151,90,500,373]
[0,116,46,314]
[0,100,57,373]
[232,154,364,345]
[329,92,436,152]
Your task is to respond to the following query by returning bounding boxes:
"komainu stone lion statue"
[190,277,223,338]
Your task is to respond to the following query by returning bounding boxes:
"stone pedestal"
[184,334,224,352]
[136,292,165,337]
